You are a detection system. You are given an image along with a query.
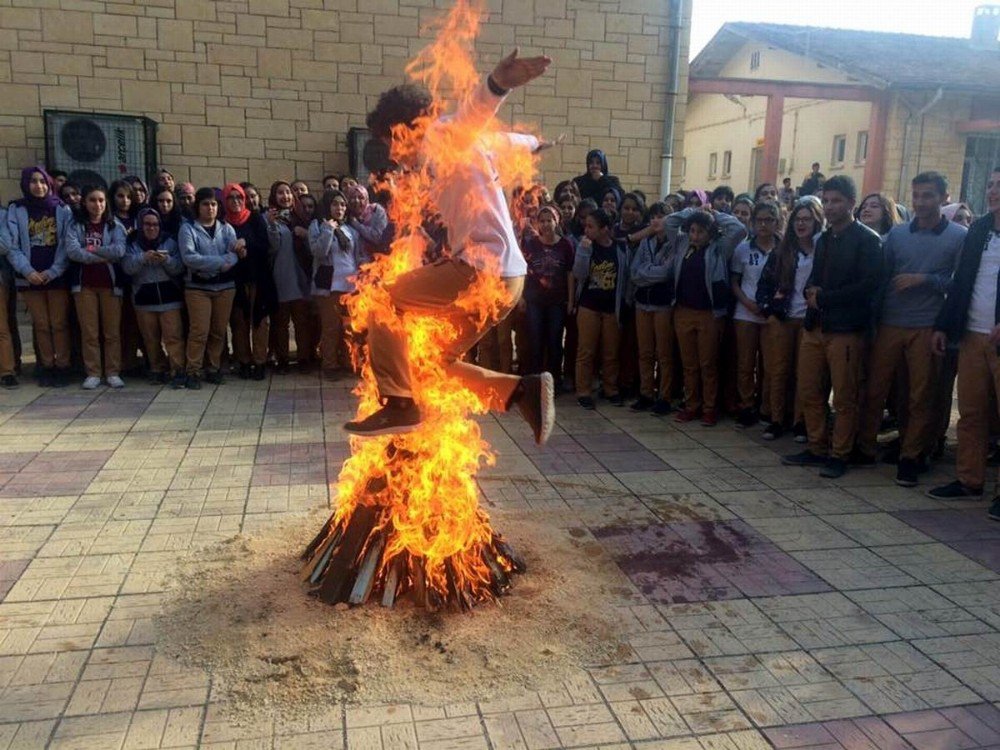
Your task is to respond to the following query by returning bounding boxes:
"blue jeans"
[525,301,565,379]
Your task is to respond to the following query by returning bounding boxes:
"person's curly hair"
[366,84,433,140]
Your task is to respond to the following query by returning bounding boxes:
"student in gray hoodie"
[122,208,186,388]
[178,187,245,388]
[64,185,128,389]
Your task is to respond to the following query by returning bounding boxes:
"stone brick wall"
[0,0,690,201]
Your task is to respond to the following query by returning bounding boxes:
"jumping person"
[344,49,558,444]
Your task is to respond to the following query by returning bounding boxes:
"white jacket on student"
[178,220,239,291]
[307,219,366,296]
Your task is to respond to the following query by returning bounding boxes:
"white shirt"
[426,82,537,278]
[730,239,770,323]
[789,250,814,320]
[967,233,1000,334]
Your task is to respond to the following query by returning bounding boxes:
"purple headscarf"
[18,165,62,218]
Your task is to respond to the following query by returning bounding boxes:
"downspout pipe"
[897,87,943,198]
[659,0,684,198]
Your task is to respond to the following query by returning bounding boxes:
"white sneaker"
[106,375,125,389]
[82,376,101,390]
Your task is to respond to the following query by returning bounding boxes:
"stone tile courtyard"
[0,372,998,749]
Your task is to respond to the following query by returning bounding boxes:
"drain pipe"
[659,0,684,198]
[897,87,943,198]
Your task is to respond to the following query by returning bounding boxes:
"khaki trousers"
[761,317,804,426]
[956,332,1000,489]
[576,305,620,398]
[734,319,765,411]
[673,306,721,412]
[0,285,15,376]
[368,259,524,411]
[185,288,235,375]
[22,289,70,369]
[136,308,185,375]
[478,310,516,373]
[798,328,864,459]
[273,298,312,365]
[316,293,349,371]
[635,307,674,400]
[857,326,936,460]
[230,284,269,366]
[74,287,122,377]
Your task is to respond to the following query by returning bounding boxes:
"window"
[722,150,732,176]
[855,130,869,164]
[831,134,846,165]
[709,152,718,178]
[750,51,760,71]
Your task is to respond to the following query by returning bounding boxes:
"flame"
[328,0,540,602]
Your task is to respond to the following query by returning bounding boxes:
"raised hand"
[491,48,552,90]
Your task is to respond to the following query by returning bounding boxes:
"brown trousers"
[136,308,185,375]
[230,284,270,366]
[22,289,71,369]
[734,319,765,411]
[273,298,312,365]
[576,305,620,398]
[761,317,804,426]
[956,332,1000,489]
[635,307,674,400]
[478,309,516,373]
[316,293,349,372]
[857,326,936,460]
[74,287,122,378]
[368,259,524,411]
[798,328,864,459]
[0,285,15,376]
[674,305,721,412]
[185,288,235,375]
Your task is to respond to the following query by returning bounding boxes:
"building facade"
[684,16,1000,213]
[0,0,691,201]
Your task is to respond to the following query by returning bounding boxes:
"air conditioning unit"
[44,110,157,190]
[348,126,392,185]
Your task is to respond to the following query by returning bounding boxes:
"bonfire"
[301,0,542,610]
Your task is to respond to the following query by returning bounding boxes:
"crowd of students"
[0,153,998,520]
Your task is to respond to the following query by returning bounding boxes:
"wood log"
[381,556,403,608]
[303,529,339,584]
[495,537,526,573]
[349,534,386,604]
[314,504,379,603]
[301,515,337,560]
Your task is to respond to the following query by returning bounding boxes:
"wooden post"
[863,93,890,195]
[762,93,784,187]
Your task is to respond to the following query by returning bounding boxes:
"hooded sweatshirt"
[6,166,74,289]
[121,208,185,311]
[64,214,128,294]
[573,149,623,203]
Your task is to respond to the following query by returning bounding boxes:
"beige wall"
[0,0,691,202]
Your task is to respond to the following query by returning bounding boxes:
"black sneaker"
[251,365,266,381]
[186,375,202,390]
[0,374,17,389]
[630,396,654,412]
[510,373,555,445]
[650,398,672,415]
[344,397,422,437]
[578,396,596,410]
[238,364,251,379]
[735,408,757,429]
[848,448,877,467]
[895,458,919,487]
[989,498,1000,521]
[819,457,847,479]
[881,439,901,465]
[782,450,827,467]
[761,422,784,441]
[52,368,70,388]
[926,481,983,500]
[792,422,807,443]
[37,368,54,388]
[608,393,625,407]
[170,374,187,390]
[205,370,224,385]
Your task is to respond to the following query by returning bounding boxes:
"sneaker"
[674,408,700,423]
[106,375,125,389]
[38,368,54,388]
[82,376,101,390]
[761,422,784,441]
[792,422,807,443]
[895,458,919,487]
[926,481,983,500]
[848,447,876,467]
[880,439,901,465]
[735,408,757,429]
[510,372,555,446]
[170,374,187,390]
[577,396,596,410]
[700,409,718,427]
[782,450,827,467]
[630,396,654,412]
[650,399,672,416]
[608,393,625,407]
[52,368,70,388]
[989,497,1000,521]
[186,375,202,390]
[0,374,17,389]
[820,457,847,479]
[205,370,224,385]
[238,364,251,380]
[275,360,289,375]
[251,365,266,381]
[344,397,422,437]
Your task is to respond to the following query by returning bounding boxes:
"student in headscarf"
[573,149,623,202]
[5,166,74,386]
[223,183,274,380]
[0,199,17,388]
[345,183,391,256]
[125,176,150,207]
[176,182,196,219]
[942,202,974,229]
